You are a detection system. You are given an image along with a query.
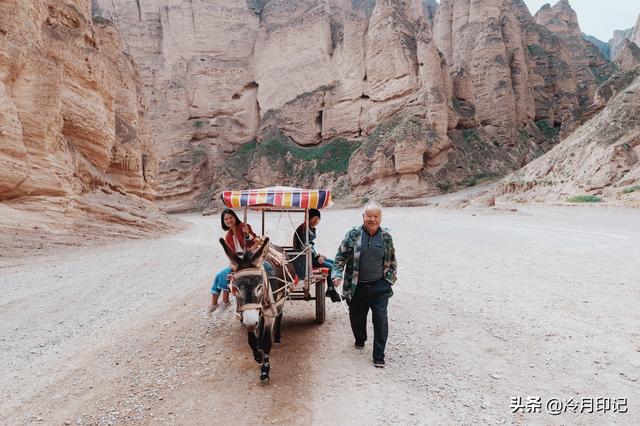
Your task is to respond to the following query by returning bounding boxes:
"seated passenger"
[208,209,273,315]
[293,208,340,302]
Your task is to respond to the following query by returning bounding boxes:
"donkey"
[220,237,293,383]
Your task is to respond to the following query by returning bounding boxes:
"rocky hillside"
[610,14,640,61]
[0,0,177,250]
[496,73,640,206]
[92,0,617,209]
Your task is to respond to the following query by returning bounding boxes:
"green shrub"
[527,44,549,57]
[437,181,453,193]
[225,132,360,181]
[191,146,207,164]
[534,120,560,139]
[517,129,530,142]
[568,195,602,203]
[458,173,499,188]
[193,120,204,129]
[622,185,640,194]
[461,128,482,145]
[462,176,479,187]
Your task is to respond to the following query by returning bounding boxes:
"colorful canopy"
[221,186,332,209]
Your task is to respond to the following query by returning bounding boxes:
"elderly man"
[332,201,397,368]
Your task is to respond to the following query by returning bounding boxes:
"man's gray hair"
[363,200,382,213]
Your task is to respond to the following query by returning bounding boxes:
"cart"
[220,186,332,324]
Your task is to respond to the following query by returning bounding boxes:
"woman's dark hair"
[221,209,241,231]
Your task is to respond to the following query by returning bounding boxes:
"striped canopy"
[221,186,332,209]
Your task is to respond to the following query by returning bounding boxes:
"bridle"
[231,267,279,318]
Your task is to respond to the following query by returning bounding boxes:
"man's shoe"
[326,287,341,303]
[373,359,385,368]
[354,341,365,349]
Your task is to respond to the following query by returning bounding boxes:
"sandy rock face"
[534,0,614,114]
[92,0,620,209]
[609,14,638,61]
[92,0,260,211]
[497,75,640,204]
[96,0,455,207]
[433,0,612,142]
[615,39,640,72]
[0,0,155,200]
[0,0,170,236]
[433,0,536,141]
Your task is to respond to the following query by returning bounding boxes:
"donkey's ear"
[250,237,270,268]
[220,238,241,270]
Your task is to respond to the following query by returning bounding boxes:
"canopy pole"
[305,207,311,285]
[243,206,248,255]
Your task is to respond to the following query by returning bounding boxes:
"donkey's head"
[220,237,270,331]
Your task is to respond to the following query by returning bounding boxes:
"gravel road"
[1,205,639,425]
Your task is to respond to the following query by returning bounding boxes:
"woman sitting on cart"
[293,208,340,302]
[208,209,257,314]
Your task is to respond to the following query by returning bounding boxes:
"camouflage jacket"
[331,226,397,300]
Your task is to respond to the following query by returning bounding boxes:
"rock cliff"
[0,0,175,245]
[92,0,617,209]
[497,75,640,206]
[534,0,614,117]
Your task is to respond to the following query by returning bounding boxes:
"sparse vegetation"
[437,180,454,193]
[191,146,207,165]
[225,131,361,182]
[568,195,602,203]
[517,129,530,143]
[588,66,609,84]
[461,128,482,145]
[459,173,499,188]
[622,185,640,194]
[527,44,549,57]
[534,120,560,139]
[193,120,204,129]
[360,116,424,158]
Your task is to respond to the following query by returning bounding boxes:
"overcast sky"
[522,0,639,41]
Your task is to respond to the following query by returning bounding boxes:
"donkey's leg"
[259,317,275,383]
[274,311,283,347]
[248,331,262,364]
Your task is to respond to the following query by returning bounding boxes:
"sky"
[522,0,639,41]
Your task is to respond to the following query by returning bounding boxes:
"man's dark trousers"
[349,278,392,361]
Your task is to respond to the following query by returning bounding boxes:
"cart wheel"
[315,278,325,324]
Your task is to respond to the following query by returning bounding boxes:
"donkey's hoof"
[253,352,263,364]
[260,374,270,384]
[273,341,281,349]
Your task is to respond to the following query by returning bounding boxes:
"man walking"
[332,201,397,368]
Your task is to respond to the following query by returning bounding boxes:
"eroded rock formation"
[615,39,640,72]
[91,0,618,209]
[534,0,614,115]
[92,0,261,211]
[0,0,175,243]
[497,75,640,206]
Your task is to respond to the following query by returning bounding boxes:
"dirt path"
[1,206,639,425]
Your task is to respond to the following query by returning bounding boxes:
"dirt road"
[1,206,639,425]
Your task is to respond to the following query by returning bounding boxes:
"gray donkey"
[220,237,292,383]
